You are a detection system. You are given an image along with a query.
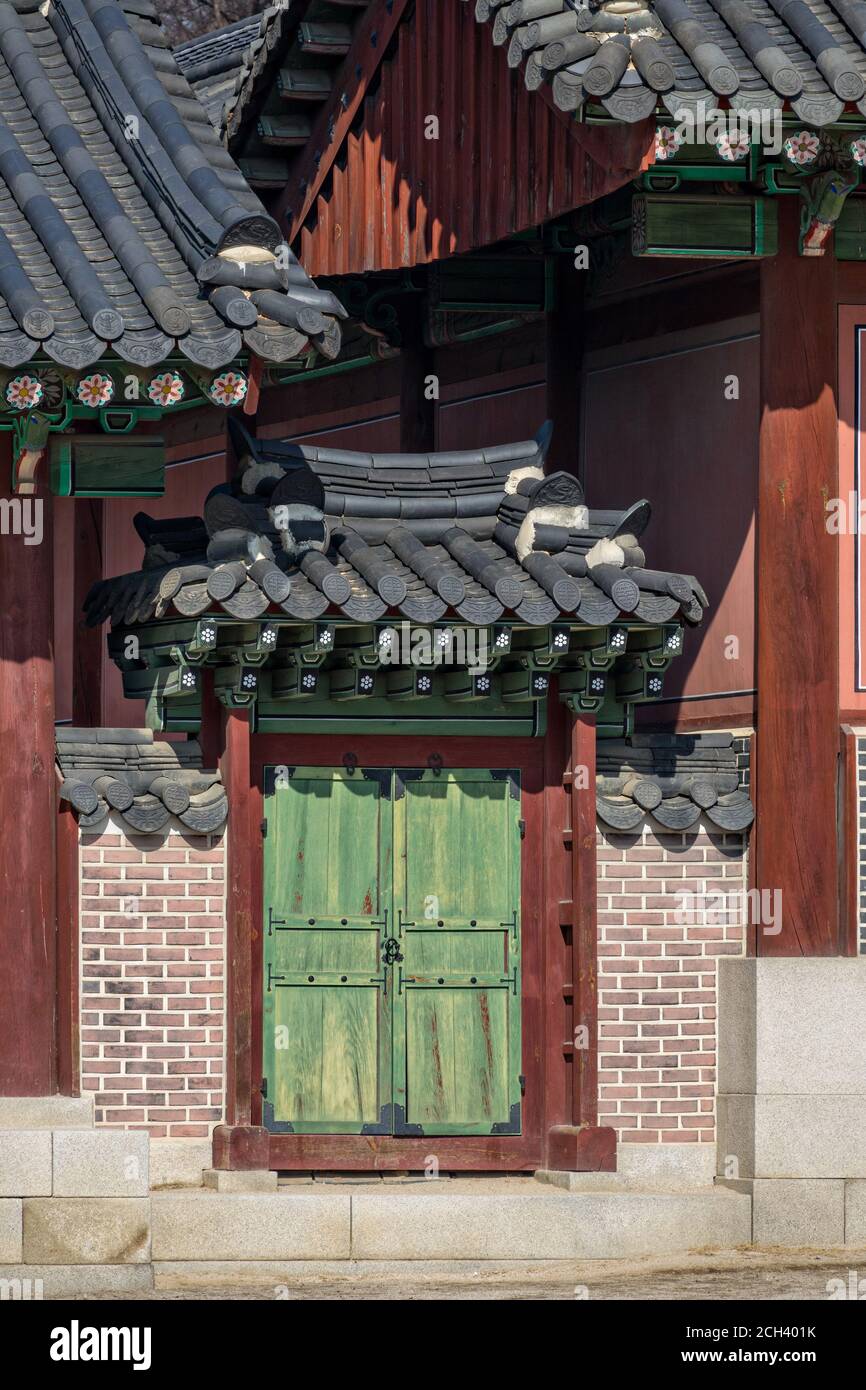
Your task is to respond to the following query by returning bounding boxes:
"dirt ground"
[61,1249,866,1300]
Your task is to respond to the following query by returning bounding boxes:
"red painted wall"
[582,331,759,727]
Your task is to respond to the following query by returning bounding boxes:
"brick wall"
[79,825,226,1136]
[597,824,748,1145]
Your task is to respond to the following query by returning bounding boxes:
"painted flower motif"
[5,374,43,410]
[715,131,750,163]
[784,130,820,166]
[209,370,248,407]
[76,372,114,408]
[851,137,866,168]
[654,125,684,162]
[148,371,185,407]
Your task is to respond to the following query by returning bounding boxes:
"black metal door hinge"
[261,818,268,837]
[518,819,526,838]
[519,1074,526,1095]
[260,1076,268,1098]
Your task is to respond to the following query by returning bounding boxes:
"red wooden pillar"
[543,698,615,1171]
[72,498,103,726]
[546,254,585,474]
[756,198,840,955]
[212,707,269,1168]
[0,448,57,1094]
[398,298,437,453]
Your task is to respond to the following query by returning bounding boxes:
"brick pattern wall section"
[79,825,226,1137]
[598,824,747,1144]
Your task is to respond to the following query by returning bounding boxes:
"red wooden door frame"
[213,704,614,1172]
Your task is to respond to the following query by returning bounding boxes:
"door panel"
[263,765,522,1137]
[263,767,392,1133]
[393,769,522,1135]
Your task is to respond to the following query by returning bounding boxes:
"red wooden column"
[545,702,616,1171]
[756,198,840,955]
[398,298,437,453]
[0,446,57,1094]
[212,707,269,1169]
[72,498,103,726]
[545,255,585,474]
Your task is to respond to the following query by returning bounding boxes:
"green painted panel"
[263,766,523,1136]
[405,987,511,1128]
[263,767,392,1134]
[393,770,522,1135]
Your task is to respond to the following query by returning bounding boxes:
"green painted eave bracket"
[110,616,687,737]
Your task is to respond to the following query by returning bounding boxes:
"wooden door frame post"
[756,197,840,955]
[212,707,269,1169]
[544,703,616,1170]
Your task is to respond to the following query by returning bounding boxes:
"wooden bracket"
[800,168,858,256]
[14,445,46,495]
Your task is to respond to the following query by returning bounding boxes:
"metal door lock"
[381,937,404,965]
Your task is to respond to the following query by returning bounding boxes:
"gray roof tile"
[0,0,342,368]
[476,0,866,124]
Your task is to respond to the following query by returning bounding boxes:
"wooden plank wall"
[290,0,652,276]
[582,261,760,729]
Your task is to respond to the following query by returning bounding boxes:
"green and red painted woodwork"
[213,721,613,1172]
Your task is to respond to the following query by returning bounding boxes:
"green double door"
[262,765,522,1136]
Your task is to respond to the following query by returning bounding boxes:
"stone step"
[151,1184,751,1264]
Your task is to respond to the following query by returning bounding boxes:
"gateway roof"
[84,421,708,630]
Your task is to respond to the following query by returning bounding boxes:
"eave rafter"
[276,0,413,242]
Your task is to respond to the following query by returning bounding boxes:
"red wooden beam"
[0,452,57,1094]
[756,198,840,956]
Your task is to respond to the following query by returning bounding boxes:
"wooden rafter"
[277,0,413,242]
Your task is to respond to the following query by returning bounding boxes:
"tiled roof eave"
[0,0,343,372]
[476,0,866,128]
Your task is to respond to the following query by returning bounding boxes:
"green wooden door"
[393,769,522,1136]
[262,766,393,1133]
[263,766,522,1136]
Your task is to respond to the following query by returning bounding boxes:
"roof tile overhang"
[84,423,706,728]
[597,732,754,831]
[476,0,866,128]
[56,726,226,834]
[0,0,344,371]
